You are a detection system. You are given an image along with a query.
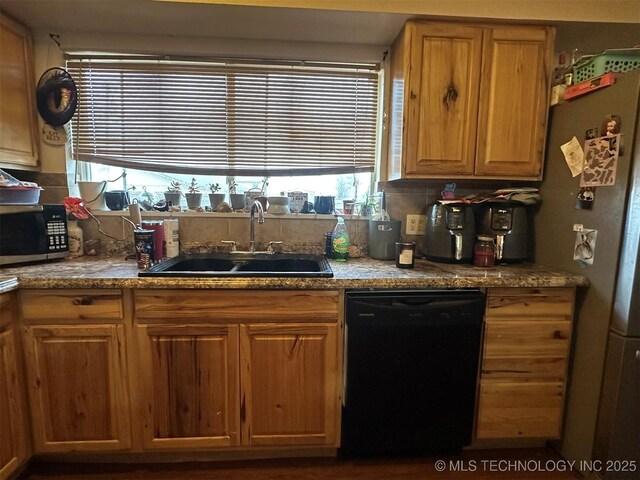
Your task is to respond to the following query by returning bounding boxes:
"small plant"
[209,182,221,193]
[187,177,200,193]
[167,180,182,192]
[260,176,269,195]
[227,180,238,194]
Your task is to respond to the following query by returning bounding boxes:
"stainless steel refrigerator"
[535,70,640,477]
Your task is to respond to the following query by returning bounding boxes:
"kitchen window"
[66,55,380,203]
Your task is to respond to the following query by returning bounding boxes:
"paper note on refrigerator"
[560,136,584,177]
[580,134,620,187]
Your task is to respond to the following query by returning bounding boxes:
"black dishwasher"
[341,289,485,456]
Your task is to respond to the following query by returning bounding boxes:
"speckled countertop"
[0,256,588,291]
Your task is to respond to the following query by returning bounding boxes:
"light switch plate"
[406,215,426,235]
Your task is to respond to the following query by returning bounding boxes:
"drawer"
[20,289,124,322]
[134,290,339,323]
[486,288,574,317]
[476,381,564,439]
[481,356,567,380]
[483,320,571,357]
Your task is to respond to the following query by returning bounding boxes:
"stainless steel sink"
[138,253,333,278]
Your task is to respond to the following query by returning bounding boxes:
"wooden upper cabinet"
[475,26,554,177]
[387,21,554,180]
[0,13,39,170]
[405,23,482,176]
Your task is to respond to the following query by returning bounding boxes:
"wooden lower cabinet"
[132,289,341,451]
[241,324,338,446]
[22,324,131,452]
[19,289,130,453]
[476,288,575,440]
[134,324,240,449]
[0,292,30,479]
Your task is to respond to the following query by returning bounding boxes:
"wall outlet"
[406,214,426,235]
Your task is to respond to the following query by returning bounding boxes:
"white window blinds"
[66,56,380,176]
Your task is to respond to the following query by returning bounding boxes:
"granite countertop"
[0,256,589,290]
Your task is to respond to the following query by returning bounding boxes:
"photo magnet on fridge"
[585,127,599,140]
[576,187,595,210]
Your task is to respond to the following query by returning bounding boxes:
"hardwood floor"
[20,449,584,479]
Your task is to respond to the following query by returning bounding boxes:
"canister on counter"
[141,220,164,261]
[134,228,154,269]
[163,218,180,258]
[395,242,416,269]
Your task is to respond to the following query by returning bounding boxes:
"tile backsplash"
[73,179,527,259]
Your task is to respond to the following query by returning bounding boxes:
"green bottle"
[332,217,349,262]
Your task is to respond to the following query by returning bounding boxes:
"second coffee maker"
[424,203,475,263]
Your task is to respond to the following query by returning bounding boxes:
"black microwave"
[0,204,69,266]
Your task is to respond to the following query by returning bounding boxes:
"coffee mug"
[105,190,130,210]
[314,196,335,214]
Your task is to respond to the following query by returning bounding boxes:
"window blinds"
[66,56,380,176]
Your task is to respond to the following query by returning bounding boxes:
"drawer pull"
[73,296,94,306]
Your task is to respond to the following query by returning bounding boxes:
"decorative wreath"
[36,67,78,126]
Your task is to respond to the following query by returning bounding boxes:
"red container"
[141,220,164,261]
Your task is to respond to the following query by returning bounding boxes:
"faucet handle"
[220,240,237,252]
[268,241,284,254]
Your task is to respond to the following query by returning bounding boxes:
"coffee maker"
[478,201,529,263]
[424,203,475,263]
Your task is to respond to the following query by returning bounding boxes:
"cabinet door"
[0,14,39,169]
[475,26,553,177]
[135,324,240,449]
[240,324,338,446]
[23,324,131,452]
[405,23,482,176]
[0,328,30,478]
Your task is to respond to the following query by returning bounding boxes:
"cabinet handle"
[72,296,93,306]
[636,350,640,361]
[443,83,458,109]
[240,394,246,423]
[410,90,417,99]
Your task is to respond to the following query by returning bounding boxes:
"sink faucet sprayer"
[249,200,265,252]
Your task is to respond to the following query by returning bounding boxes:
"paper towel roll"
[163,218,179,258]
[128,203,142,227]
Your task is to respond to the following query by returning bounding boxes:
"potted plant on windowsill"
[164,181,182,208]
[208,182,225,210]
[228,181,245,211]
[185,178,203,210]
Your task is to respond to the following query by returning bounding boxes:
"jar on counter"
[473,235,496,267]
[395,242,416,269]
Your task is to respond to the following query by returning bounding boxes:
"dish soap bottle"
[332,217,349,261]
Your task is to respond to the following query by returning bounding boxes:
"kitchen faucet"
[249,200,265,252]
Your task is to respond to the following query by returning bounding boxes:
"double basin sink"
[138,252,333,278]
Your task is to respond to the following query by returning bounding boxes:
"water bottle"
[332,217,349,262]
